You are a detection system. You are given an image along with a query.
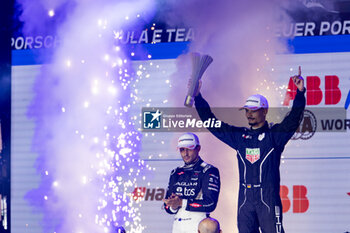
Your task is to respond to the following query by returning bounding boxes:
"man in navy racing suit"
[193,68,305,233]
[163,133,221,233]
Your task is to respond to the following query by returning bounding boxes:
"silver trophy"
[184,52,213,107]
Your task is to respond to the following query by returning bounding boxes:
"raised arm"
[272,66,306,146]
[193,81,243,149]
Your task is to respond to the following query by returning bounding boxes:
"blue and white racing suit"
[164,158,220,233]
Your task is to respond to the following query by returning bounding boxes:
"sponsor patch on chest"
[245,148,260,164]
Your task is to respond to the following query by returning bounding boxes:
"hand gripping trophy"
[184,53,213,107]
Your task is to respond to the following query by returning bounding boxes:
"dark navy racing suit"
[164,157,220,233]
[194,89,305,233]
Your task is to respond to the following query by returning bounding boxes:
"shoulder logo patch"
[258,133,265,141]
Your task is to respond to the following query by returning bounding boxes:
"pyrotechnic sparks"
[48,10,55,17]
[22,0,157,232]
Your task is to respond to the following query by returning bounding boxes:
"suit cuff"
[169,206,179,213]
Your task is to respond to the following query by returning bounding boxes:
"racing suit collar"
[250,121,269,133]
[183,156,202,169]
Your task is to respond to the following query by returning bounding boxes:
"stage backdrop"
[11,32,350,233]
